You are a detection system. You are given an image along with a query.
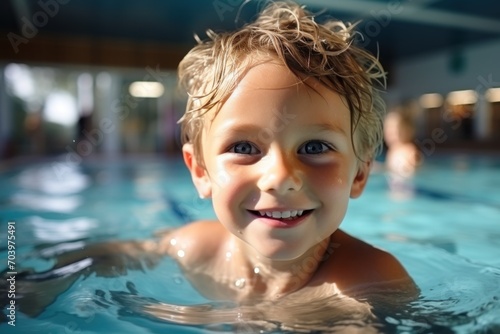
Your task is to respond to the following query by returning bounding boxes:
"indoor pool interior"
[0,154,499,333]
[2,0,500,333]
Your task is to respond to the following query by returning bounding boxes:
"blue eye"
[229,142,259,155]
[299,141,332,154]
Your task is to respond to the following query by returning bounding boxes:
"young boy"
[164,0,417,302]
[1,0,417,328]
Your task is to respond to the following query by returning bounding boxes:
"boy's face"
[183,60,370,261]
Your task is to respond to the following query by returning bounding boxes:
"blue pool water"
[1,154,499,333]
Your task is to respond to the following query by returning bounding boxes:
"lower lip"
[249,211,311,228]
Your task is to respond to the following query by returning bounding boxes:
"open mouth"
[248,209,314,221]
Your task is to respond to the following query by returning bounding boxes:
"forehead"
[205,60,351,129]
[234,60,302,91]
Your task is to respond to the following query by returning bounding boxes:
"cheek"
[308,167,352,228]
[205,156,240,191]
[210,159,241,191]
[209,164,257,233]
[209,160,257,207]
[308,164,352,196]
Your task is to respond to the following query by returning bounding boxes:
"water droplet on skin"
[237,230,242,235]
[253,267,260,274]
[225,251,232,259]
[235,278,246,289]
[177,249,185,258]
[170,238,177,246]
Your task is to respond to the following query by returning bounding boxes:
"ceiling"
[1,0,500,74]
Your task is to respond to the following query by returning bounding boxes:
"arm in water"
[0,234,173,319]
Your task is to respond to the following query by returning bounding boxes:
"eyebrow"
[216,123,263,135]
[209,123,262,144]
[306,123,349,137]
[216,122,348,138]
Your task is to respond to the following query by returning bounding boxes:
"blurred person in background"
[383,108,423,197]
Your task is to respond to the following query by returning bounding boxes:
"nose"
[257,149,303,194]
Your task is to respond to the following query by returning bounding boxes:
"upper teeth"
[258,210,304,218]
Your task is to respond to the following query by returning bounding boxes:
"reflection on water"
[116,282,380,333]
[9,163,90,213]
[16,164,90,195]
[29,216,98,242]
[11,193,82,213]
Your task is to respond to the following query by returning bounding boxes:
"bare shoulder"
[157,220,228,268]
[323,230,418,297]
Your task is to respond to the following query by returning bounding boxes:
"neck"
[230,235,333,300]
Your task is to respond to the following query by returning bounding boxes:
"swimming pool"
[1,154,499,333]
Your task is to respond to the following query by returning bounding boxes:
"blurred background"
[0,0,499,163]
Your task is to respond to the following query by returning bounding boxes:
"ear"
[350,159,371,199]
[182,143,212,198]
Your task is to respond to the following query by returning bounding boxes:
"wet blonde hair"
[178,0,386,163]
